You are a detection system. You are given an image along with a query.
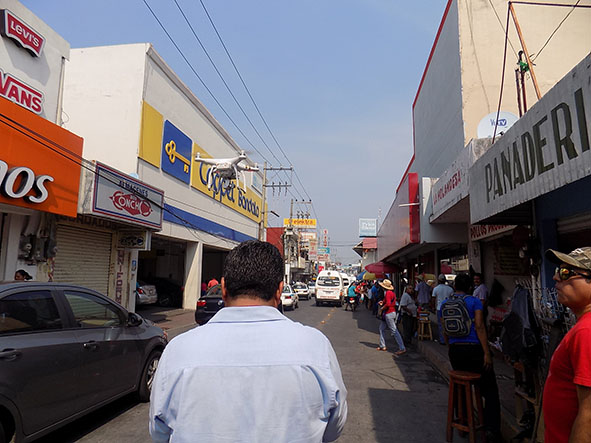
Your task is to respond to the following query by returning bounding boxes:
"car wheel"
[138,349,162,402]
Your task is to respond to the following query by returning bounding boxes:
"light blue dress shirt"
[149,306,347,443]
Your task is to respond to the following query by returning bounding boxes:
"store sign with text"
[0,97,82,216]
[1,10,45,57]
[470,55,591,224]
[192,143,262,222]
[0,69,44,114]
[92,162,163,229]
[283,218,317,228]
[470,224,515,241]
[432,146,470,218]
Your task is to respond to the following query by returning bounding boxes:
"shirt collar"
[208,306,288,324]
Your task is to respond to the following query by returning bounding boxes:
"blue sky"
[22,0,447,263]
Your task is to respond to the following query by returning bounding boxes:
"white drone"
[195,150,259,192]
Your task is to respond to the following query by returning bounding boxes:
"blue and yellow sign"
[139,101,263,223]
[161,120,192,184]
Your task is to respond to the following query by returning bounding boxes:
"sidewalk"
[137,305,197,332]
[417,321,523,442]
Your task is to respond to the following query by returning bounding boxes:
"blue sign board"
[161,120,192,184]
[359,218,377,237]
[318,247,330,254]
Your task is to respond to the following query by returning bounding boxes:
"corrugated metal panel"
[557,213,591,234]
[54,225,112,295]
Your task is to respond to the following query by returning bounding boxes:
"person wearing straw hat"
[376,279,406,356]
[543,247,591,443]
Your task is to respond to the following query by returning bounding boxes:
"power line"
[531,0,582,61]
[172,0,283,167]
[141,0,267,163]
[196,0,317,210]
[0,111,250,248]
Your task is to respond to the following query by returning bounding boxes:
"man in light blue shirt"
[150,240,347,442]
[432,274,454,344]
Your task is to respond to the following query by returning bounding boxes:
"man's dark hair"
[473,272,483,279]
[454,273,472,293]
[223,240,284,301]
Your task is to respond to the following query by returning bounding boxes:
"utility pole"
[258,162,267,240]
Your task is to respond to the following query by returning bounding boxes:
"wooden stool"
[417,317,433,340]
[446,370,485,443]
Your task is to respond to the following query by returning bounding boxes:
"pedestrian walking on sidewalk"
[399,285,418,346]
[377,279,406,356]
[543,247,591,443]
[150,240,348,442]
[440,273,501,441]
[432,274,453,344]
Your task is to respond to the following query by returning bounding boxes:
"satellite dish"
[477,111,519,138]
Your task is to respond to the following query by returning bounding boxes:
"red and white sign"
[110,191,153,217]
[0,69,44,114]
[92,162,163,229]
[1,10,45,57]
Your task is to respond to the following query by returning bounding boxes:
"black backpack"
[441,295,473,337]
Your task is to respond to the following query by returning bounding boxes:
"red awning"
[365,261,399,274]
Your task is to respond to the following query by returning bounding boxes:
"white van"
[315,270,343,307]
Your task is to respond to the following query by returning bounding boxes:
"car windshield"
[294,283,306,289]
[317,276,340,287]
[205,284,222,297]
[282,285,292,293]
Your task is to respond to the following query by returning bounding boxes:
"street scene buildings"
[1,0,590,441]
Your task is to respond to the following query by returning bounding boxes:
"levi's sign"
[469,55,591,224]
[1,10,45,57]
[0,69,43,114]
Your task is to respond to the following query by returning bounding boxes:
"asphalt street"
[37,299,450,442]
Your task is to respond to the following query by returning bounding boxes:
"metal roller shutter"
[54,225,112,295]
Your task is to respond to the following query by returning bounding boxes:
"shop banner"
[92,162,164,229]
[359,218,377,237]
[283,218,317,228]
[0,97,82,217]
[470,224,516,241]
[192,142,263,223]
[432,147,469,218]
[300,231,317,241]
[1,9,45,57]
[470,54,591,224]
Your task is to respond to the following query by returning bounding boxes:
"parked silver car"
[135,280,158,305]
[0,282,167,443]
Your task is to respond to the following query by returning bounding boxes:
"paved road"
[38,299,450,442]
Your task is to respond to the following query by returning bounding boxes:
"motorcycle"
[345,295,358,311]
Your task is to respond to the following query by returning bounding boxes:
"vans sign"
[0,69,44,114]
[1,10,45,57]
[470,55,591,224]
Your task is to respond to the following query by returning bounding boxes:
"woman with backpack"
[440,272,501,441]
[376,279,406,356]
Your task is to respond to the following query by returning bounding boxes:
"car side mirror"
[128,312,143,327]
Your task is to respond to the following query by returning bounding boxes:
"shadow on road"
[36,394,140,443]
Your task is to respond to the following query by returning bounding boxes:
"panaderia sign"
[470,54,591,224]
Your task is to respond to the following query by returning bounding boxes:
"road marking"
[317,307,336,328]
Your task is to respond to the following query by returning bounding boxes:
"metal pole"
[515,68,523,117]
[258,162,267,240]
[509,2,542,100]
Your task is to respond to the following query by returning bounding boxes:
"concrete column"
[184,240,202,309]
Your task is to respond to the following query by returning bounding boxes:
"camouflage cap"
[545,247,591,272]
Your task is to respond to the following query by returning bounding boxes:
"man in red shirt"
[544,247,591,443]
